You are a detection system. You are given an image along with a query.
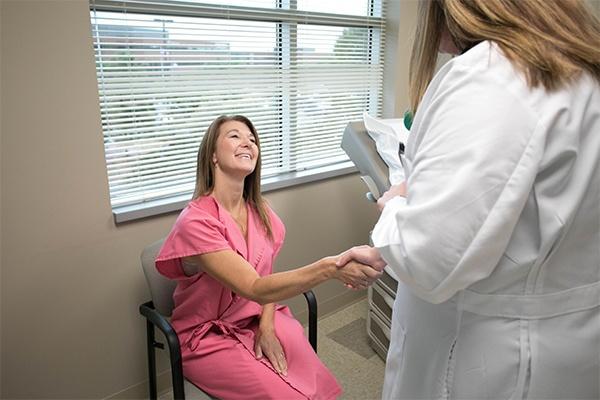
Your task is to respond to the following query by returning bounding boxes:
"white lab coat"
[372,41,600,399]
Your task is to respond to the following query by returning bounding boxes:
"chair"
[139,239,318,400]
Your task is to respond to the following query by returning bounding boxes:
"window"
[89,0,387,222]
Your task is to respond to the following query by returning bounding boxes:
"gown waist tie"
[188,320,243,351]
[458,280,600,319]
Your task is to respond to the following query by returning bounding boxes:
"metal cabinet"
[367,266,399,361]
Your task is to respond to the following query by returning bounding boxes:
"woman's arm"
[377,182,407,211]
[255,303,288,375]
[259,303,276,329]
[182,250,379,304]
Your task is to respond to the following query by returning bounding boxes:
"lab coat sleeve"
[372,63,545,304]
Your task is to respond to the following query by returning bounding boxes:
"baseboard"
[318,290,367,320]
[105,370,171,400]
[292,289,366,325]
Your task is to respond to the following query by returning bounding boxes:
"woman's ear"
[212,152,217,164]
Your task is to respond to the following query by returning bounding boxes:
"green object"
[403,110,413,131]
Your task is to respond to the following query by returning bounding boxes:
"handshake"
[331,245,387,290]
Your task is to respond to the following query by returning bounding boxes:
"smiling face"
[212,120,259,178]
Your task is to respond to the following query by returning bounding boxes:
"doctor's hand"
[336,245,386,272]
[334,259,382,290]
[254,327,287,376]
[377,182,407,211]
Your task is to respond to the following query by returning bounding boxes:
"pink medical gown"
[155,196,342,400]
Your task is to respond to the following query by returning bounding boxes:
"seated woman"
[155,115,379,399]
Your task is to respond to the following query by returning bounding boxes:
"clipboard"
[341,121,391,202]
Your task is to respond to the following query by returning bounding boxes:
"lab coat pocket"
[387,287,411,368]
[381,317,407,400]
[390,322,407,367]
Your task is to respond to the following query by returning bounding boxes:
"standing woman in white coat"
[338,0,600,398]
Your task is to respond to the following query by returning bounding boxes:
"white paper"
[363,112,409,185]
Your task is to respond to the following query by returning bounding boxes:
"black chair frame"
[139,290,318,400]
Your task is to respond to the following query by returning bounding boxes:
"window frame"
[89,0,390,223]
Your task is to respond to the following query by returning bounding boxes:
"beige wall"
[587,0,600,15]
[0,0,409,398]
[392,0,419,117]
[0,0,3,397]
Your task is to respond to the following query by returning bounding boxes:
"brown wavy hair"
[192,115,272,239]
[409,0,600,113]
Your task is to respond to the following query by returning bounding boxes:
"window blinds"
[90,0,386,209]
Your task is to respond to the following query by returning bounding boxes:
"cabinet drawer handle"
[374,284,394,308]
[370,311,391,341]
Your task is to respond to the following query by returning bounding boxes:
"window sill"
[112,161,357,224]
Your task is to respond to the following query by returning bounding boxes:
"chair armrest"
[140,302,179,344]
[302,290,318,352]
[139,292,316,399]
[139,301,186,400]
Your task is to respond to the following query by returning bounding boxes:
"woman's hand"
[254,326,287,376]
[336,245,386,272]
[334,259,382,290]
[377,182,407,211]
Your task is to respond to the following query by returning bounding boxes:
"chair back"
[140,238,177,317]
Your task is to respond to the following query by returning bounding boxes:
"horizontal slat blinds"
[90,0,386,208]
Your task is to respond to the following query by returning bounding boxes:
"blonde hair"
[193,115,273,239]
[409,0,600,113]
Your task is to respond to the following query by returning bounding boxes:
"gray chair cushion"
[141,239,219,399]
[140,238,176,317]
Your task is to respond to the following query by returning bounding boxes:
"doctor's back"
[371,1,600,399]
